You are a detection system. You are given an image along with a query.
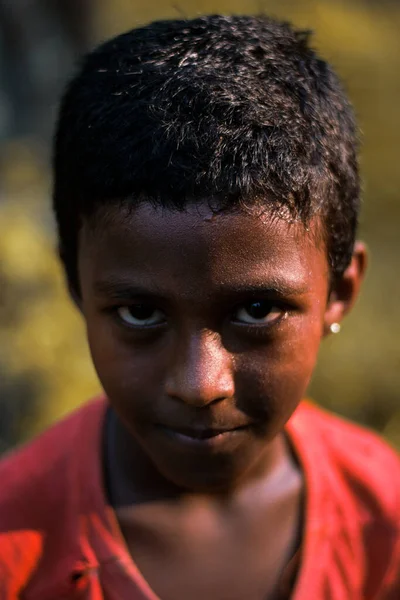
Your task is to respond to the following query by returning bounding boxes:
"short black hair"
[53,14,360,294]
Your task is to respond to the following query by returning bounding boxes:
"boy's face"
[78,202,360,491]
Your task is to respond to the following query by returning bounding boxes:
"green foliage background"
[0,0,399,449]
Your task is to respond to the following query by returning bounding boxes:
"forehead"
[79,202,328,293]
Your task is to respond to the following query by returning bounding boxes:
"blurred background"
[0,0,399,452]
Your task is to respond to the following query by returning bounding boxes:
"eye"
[233,301,285,325]
[117,304,166,327]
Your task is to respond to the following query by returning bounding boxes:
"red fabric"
[0,398,399,599]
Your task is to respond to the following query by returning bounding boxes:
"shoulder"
[290,401,400,520]
[0,398,105,593]
[288,402,400,596]
[0,399,102,520]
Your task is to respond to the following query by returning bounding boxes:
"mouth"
[163,425,247,439]
[155,423,250,448]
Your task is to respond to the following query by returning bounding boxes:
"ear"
[323,241,368,336]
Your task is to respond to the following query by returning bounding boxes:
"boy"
[0,14,399,600]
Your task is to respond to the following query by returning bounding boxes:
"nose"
[165,331,235,407]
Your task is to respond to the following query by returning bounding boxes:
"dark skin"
[77,201,366,600]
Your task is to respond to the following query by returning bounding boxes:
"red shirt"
[0,398,399,599]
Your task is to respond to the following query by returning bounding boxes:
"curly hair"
[53,14,360,294]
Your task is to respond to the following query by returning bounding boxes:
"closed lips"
[157,424,249,439]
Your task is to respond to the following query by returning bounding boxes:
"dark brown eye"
[233,301,284,325]
[117,305,165,327]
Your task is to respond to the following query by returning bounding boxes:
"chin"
[159,464,243,493]
[148,446,259,493]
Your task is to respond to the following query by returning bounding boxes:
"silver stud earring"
[330,323,341,334]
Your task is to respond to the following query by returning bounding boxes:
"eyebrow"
[217,281,310,298]
[93,277,310,300]
[93,279,167,300]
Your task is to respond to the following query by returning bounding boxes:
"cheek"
[237,320,323,425]
[276,318,323,393]
[85,320,165,410]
